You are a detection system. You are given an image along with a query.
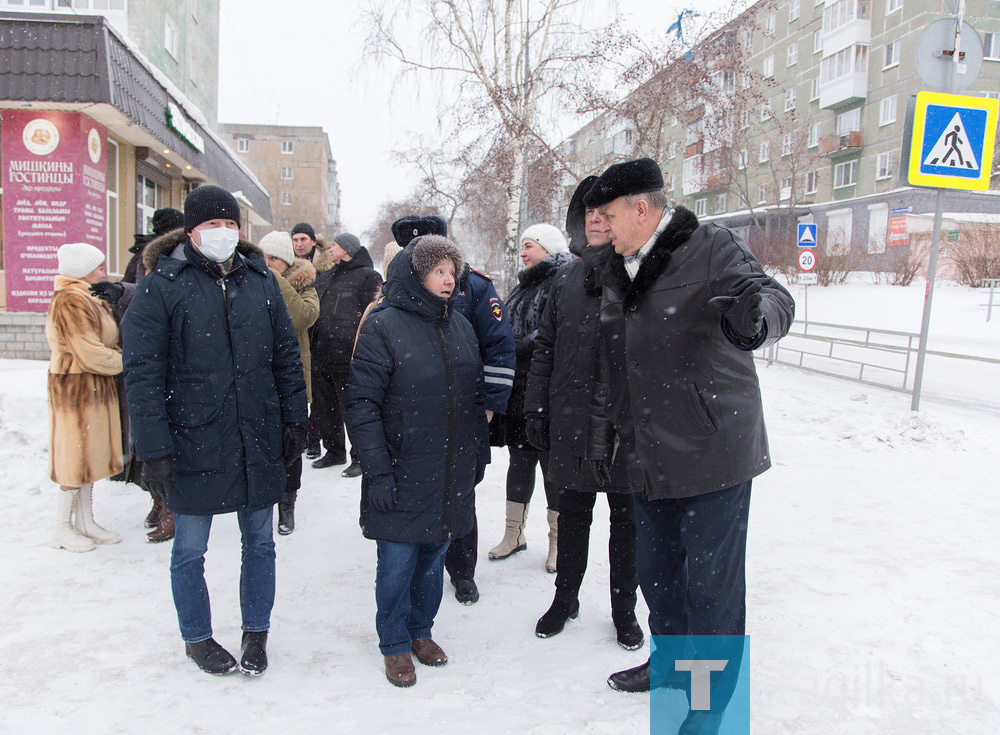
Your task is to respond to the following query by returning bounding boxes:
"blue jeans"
[634,481,751,638]
[171,506,276,642]
[374,540,450,656]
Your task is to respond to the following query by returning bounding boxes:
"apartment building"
[562,0,1000,266]
[220,124,342,238]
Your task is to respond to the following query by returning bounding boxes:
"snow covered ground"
[1,280,997,734]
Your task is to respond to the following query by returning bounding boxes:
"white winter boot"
[488,501,529,560]
[545,509,559,573]
[74,483,120,545]
[51,488,95,553]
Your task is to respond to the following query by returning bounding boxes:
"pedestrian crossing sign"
[907,92,998,190]
[797,223,817,247]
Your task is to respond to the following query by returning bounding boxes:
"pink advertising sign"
[2,110,107,312]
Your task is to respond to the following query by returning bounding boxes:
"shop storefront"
[0,11,271,314]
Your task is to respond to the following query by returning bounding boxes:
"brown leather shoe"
[410,637,448,667]
[147,507,175,543]
[144,495,163,529]
[384,653,416,687]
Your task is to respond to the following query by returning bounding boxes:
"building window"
[884,40,899,69]
[868,203,888,254]
[805,170,819,194]
[106,139,119,274]
[669,141,678,159]
[743,28,753,49]
[738,149,749,169]
[879,95,897,125]
[834,159,858,188]
[237,138,249,153]
[984,33,999,61]
[886,0,903,13]
[742,71,752,89]
[757,183,767,204]
[826,208,853,255]
[790,0,801,21]
[787,43,799,67]
[876,151,895,179]
[823,0,868,34]
[281,141,294,155]
[281,192,292,205]
[785,87,797,112]
[811,77,820,101]
[763,55,774,78]
[715,193,727,213]
[695,198,708,217]
[739,110,750,130]
[759,141,771,163]
[821,45,869,85]
[281,166,293,180]
[780,177,792,200]
[836,107,862,135]
[765,13,776,35]
[783,132,794,156]
[164,17,178,59]
[808,122,820,148]
[761,99,772,121]
[813,30,822,55]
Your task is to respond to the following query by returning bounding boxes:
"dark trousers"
[312,363,357,462]
[444,514,478,583]
[633,481,752,637]
[506,447,560,510]
[281,456,302,505]
[554,490,638,613]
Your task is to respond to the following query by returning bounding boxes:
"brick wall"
[0,313,51,361]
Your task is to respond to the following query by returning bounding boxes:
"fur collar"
[604,207,700,311]
[311,245,333,273]
[142,229,264,274]
[285,257,317,292]
[517,251,575,288]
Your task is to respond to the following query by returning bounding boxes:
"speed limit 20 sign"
[798,249,817,272]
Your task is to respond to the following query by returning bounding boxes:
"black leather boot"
[240,631,269,676]
[612,609,644,650]
[341,461,362,478]
[607,659,650,692]
[278,502,295,535]
[534,598,580,638]
[185,638,238,675]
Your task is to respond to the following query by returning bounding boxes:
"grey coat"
[593,207,794,500]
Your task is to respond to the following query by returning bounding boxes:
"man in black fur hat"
[585,159,793,721]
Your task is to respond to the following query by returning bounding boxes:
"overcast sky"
[217,0,743,237]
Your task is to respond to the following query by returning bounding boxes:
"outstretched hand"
[708,276,764,340]
[89,281,125,304]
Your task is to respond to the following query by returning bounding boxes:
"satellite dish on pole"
[914,19,983,92]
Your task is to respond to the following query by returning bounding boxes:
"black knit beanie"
[333,233,362,258]
[411,235,463,282]
[291,222,316,241]
[184,185,241,232]
[152,207,184,235]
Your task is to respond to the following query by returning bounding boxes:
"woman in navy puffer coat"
[345,235,489,687]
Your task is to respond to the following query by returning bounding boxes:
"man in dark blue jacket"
[389,216,515,605]
[122,185,308,678]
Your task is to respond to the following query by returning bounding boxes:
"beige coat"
[270,258,320,402]
[46,276,124,486]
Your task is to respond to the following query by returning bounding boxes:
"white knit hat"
[520,223,569,256]
[57,242,105,279]
[258,230,295,267]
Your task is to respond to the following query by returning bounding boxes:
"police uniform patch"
[490,297,503,322]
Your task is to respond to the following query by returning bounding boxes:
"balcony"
[823,18,871,57]
[819,130,863,155]
[819,72,868,109]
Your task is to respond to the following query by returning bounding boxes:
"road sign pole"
[910,190,944,411]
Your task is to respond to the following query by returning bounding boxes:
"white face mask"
[196,227,239,262]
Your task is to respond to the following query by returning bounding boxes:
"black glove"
[708,277,764,340]
[589,458,612,488]
[141,456,175,499]
[89,281,125,303]
[282,422,308,466]
[367,474,397,512]
[524,415,549,451]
